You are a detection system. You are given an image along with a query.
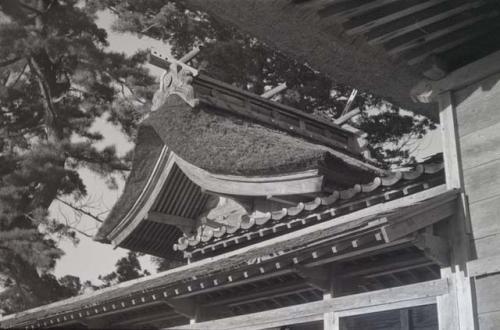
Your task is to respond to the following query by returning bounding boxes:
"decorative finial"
[149,49,200,110]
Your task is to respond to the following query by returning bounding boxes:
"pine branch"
[0,57,22,68]
[28,56,62,141]
[55,198,104,223]
[104,72,146,105]
[68,152,131,172]
[17,1,43,15]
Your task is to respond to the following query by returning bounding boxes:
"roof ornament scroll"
[149,48,200,110]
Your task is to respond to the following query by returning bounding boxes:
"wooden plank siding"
[475,274,500,328]
[453,72,500,250]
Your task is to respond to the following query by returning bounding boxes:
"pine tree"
[90,0,437,166]
[0,0,154,312]
[98,252,150,287]
[151,256,185,272]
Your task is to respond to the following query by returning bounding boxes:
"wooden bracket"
[294,265,331,292]
[414,233,450,267]
[381,197,456,242]
[167,297,197,319]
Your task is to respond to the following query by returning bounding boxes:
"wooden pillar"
[436,91,477,330]
[323,266,342,330]
[323,291,335,330]
[400,309,410,330]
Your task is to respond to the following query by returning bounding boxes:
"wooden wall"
[453,72,500,329]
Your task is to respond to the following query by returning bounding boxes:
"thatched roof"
[95,94,379,246]
[144,95,335,176]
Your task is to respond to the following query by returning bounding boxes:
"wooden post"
[323,291,335,330]
[179,47,201,63]
[439,92,463,189]
[400,309,411,330]
[324,266,342,330]
[437,91,477,330]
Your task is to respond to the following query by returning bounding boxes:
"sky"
[50,10,442,284]
[51,11,172,283]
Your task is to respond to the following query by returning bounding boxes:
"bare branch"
[69,227,93,238]
[55,198,104,223]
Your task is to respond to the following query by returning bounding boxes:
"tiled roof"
[177,159,445,259]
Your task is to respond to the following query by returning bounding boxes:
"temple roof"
[95,77,382,259]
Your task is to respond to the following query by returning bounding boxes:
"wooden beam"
[341,253,431,278]
[175,154,326,197]
[344,0,447,36]
[430,49,500,96]
[306,237,415,269]
[336,296,435,318]
[168,279,448,330]
[334,108,360,125]
[177,270,295,300]
[260,83,287,99]
[384,9,496,56]
[203,280,310,307]
[228,287,314,308]
[341,89,358,116]
[319,0,400,20]
[179,47,201,63]
[149,50,199,76]
[414,233,450,267]
[401,17,499,65]
[167,297,197,319]
[294,265,331,292]
[111,309,179,327]
[380,196,456,242]
[367,0,490,45]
